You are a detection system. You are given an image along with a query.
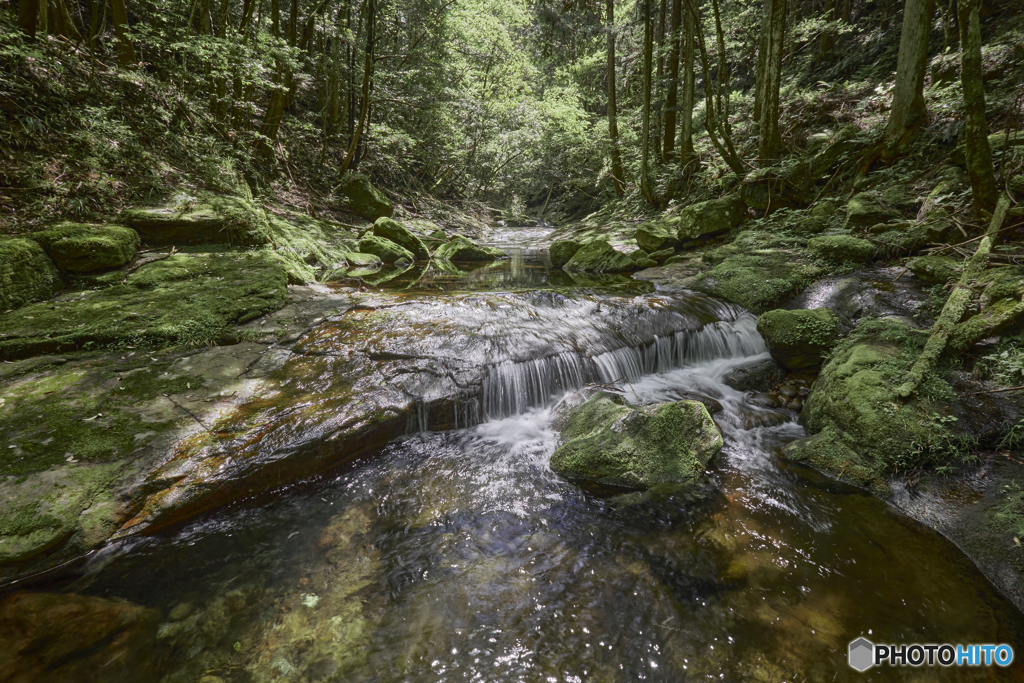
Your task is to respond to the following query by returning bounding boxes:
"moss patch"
[0,238,64,311]
[264,212,359,285]
[121,192,272,246]
[0,251,287,360]
[32,223,140,273]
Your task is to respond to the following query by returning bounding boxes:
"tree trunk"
[691,0,745,175]
[641,0,656,206]
[679,0,696,169]
[18,0,40,40]
[663,0,681,161]
[111,0,136,66]
[606,0,626,196]
[958,0,997,215]
[758,0,786,164]
[340,0,374,175]
[883,0,935,156]
[653,0,666,163]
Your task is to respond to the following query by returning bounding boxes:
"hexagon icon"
[849,637,875,672]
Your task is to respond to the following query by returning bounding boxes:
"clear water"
[59,236,1024,682]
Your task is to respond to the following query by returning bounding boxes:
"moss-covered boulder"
[337,173,394,221]
[550,393,723,490]
[808,125,863,177]
[842,192,902,230]
[756,307,839,373]
[563,240,635,273]
[0,239,63,311]
[677,194,747,242]
[122,193,271,246]
[910,255,961,284]
[738,165,813,213]
[635,220,680,253]
[434,234,507,262]
[0,251,287,360]
[647,248,675,263]
[782,428,887,493]
[792,216,829,235]
[549,239,583,268]
[807,235,874,263]
[32,223,140,273]
[372,217,428,261]
[345,252,384,268]
[263,212,359,285]
[357,235,415,264]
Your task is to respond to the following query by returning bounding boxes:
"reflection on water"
[26,231,1024,682]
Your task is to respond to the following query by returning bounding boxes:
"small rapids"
[67,240,1024,682]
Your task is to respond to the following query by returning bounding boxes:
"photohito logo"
[848,637,1014,671]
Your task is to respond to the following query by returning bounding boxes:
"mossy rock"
[677,194,747,242]
[810,200,837,218]
[910,255,961,285]
[647,248,675,262]
[635,219,680,253]
[563,240,635,273]
[434,234,506,262]
[843,192,902,230]
[0,251,287,360]
[688,248,826,314]
[801,318,973,474]
[121,193,272,246]
[0,238,63,311]
[782,428,887,493]
[808,125,863,177]
[345,252,384,269]
[807,235,874,263]
[337,173,394,221]
[738,164,813,213]
[549,240,583,268]
[633,257,658,269]
[550,392,723,490]
[756,307,839,373]
[264,212,359,285]
[32,223,140,273]
[357,235,414,264]
[372,217,428,261]
[792,216,829,235]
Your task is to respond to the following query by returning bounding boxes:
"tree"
[679,0,696,170]
[757,0,786,164]
[957,0,998,215]
[641,0,656,206]
[883,0,936,157]
[662,0,681,162]
[607,0,626,196]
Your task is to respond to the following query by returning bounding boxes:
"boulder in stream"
[549,239,583,268]
[358,234,415,264]
[336,173,394,220]
[121,193,272,246]
[562,239,635,273]
[372,217,429,261]
[434,234,507,262]
[550,391,723,490]
[756,307,839,373]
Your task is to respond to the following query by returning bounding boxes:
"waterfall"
[481,314,765,419]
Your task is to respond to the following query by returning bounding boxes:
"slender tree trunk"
[340,0,374,175]
[606,0,626,196]
[680,0,696,169]
[641,0,656,206]
[663,0,681,161]
[883,0,936,157]
[18,0,40,40]
[111,0,136,66]
[653,0,666,163]
[957,0,997,215]
[758,0,786,164]
[691,0,745,175]
[753,7,768,122]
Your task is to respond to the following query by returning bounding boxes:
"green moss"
[689,243,825,314]
[757,308,839,372]
[32,223,140,273]
[549,240,583,268]
[264,212,358,285]
[991,481,1024,542]
[0,251,287,360]
[121,192,272,246]
[0,238,64,311]
[782,428,888,494]
[807,235,874,263]
[0,502,61,537]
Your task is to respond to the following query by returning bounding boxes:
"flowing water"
[61,236,1024,681]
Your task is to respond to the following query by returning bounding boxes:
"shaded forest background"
[0,0,1021,229]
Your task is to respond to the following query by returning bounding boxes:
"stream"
[55,231,1024,681]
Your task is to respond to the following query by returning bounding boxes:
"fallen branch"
[895,193,1011,399]
[972,384,1024,395]
[121,246,177,282]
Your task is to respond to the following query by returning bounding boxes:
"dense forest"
[2,0,1024,680]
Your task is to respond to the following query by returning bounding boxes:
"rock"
[32,223,140,273]
[722,358,787,392]
[628,249,650,262]
[337,173,394,220]
[808,125,863,177]
[843,192,902,230]
[0,251,288,360]
[738,164,812,213]
[677,194,747,242]
[782,428,886,492]
[550,392,723,490]
[811,201,837,218]
[910,255,960,284]
[357,235,415,264]
[429,229,448,240]
[807,235,874,263]
[121,193,271,246]
[633,257,659,269]
[0,591,160,683]
[549,240,583,268]
[345,252,384,269]
[563,240,636,273]
[434,234,506,262]
[371,217,428,261]
[647,248,675,262]
[0,238,63,311]
[756,307,839,373]
[872,220,950,258]
[635,219,680,253]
